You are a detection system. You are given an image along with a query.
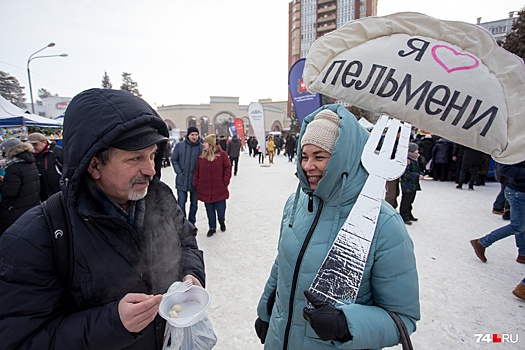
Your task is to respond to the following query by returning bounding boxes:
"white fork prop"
[308,115,411,305]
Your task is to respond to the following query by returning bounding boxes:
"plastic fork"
[167,279,194,294]
[308,115,411,305]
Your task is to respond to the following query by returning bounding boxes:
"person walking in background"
[452,142,464,183]
[0,138,40,235]
[431,137,453,181]
[0,89,205,349]
[172,126,202,225]
[255,105,419,349]
[400,142,423,225]
[226,134,242,176]
[218,135,227,151]
[456,146,484,191]
[267,135,275,164]
[274,135,282,155]
[27,132,63,201]
[285,134,296,162]
[249,136,259,158]
[193,134,232,237]
[470,160,525,264]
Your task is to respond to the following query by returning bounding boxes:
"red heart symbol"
[431,45,479,73]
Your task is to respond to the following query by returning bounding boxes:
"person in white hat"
[256,105,419,349]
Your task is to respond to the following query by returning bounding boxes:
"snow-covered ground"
[161,150,524,350]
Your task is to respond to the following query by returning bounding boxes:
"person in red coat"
[193,134,232,237]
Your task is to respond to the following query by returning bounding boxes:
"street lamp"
[26,42,68,114]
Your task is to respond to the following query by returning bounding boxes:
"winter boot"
[207,229,216,237]
[220,222,226,232]
[470,239,487,262]
[517,255,525,264]
[512,283,525,301]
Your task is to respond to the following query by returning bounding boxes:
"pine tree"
[504,8,525,61]
[101,71,113,89]
[38,88,53,99]
[120,72,141,97]
[0,70,26,108]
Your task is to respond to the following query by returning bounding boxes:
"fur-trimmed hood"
[6,142,34,159]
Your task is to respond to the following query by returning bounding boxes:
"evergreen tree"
[38,88,54,100]
[120,72,141,96]
[504,8,525,61]
[0,70,26,108]
[101,71,113,89]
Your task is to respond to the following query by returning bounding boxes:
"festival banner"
[248,102,266,159]
[233,118,245,146]
[288,58,322,127]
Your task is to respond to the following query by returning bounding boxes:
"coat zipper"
[282,194,323,350]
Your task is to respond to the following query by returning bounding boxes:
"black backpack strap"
[42,192,73,291]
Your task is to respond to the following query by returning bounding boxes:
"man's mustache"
[131,177,152,185]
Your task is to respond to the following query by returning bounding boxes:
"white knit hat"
[301,110,341,154]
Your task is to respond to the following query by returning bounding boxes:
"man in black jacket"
[0,89,206,349]
[27,132,63,201]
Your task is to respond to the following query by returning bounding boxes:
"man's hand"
[118,293,162,333]
[183,274,202,287]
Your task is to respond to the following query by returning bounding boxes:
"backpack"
[41,191,73,291]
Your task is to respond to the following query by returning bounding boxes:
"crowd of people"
[0,90,523,349]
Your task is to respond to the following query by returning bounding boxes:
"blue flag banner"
[288,58,322,127]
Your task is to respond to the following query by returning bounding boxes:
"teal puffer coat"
[257,104,420,350]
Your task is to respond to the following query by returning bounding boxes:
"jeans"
[204,200,226,230]
[480,188,525,256]
[177,190,198,225]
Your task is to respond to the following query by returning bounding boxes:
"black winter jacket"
[34,142,63,201]
[0,143,40,234]
[0,89,205,349]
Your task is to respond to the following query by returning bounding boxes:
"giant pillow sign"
[304,12,525,164]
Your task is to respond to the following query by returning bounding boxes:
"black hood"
[62,88,168,195]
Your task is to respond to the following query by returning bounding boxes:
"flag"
[288,58,322,126]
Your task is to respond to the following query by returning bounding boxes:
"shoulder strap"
[42,191,73,291]
[385,310,414,350]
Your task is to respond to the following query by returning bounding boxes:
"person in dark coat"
[171,126,202,225]
[226,134,242,176]
[27,132,63,201]
[417,134,434,176]
[431,137,453,181]
[0,139,40,235]
[455,146,485,190]
[218,135,227,151]
[400,143,423,225]
[285,134,296,162]
[193,134,232,237]
[0,89,206,349]
[249,136,259,157]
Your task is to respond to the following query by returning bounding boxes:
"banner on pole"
[288,58,322,127]
[248,102,266,158]
[234,118,245,146]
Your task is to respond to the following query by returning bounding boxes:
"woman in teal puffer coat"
[255,105,420,349]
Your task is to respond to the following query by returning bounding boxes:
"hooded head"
[62,88,169,192]
[297,105,369,203]
[300,109,341,154]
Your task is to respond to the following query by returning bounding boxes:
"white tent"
[0,95,62,128]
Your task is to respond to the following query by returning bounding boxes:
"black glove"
[302,290,352,342]
[254,317,269,344]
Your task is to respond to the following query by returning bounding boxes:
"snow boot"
[512,283,525,301]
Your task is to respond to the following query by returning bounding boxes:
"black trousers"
[230,156,239,175]
[400,191,417,221]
